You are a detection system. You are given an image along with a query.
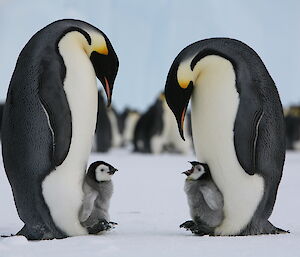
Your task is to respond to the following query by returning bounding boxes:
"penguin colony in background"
[1,19,290,240]
[165,38,287,235]
[92,92,192,154]
[92,90,140,152]
[93,91,113,152]
[285,106,300,150]
[1,19,119,240]
[133,93,192,154]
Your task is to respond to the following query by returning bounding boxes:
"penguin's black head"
[90,34,119,107]
[59,26,119,107]
[87,161,118,182]
[165,54,194,140]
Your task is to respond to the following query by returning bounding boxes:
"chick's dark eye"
[101,169,104,172]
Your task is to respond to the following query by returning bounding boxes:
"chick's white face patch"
[95,164,112,182]
[188,165,205,180]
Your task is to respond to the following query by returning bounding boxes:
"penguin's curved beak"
[165,63,193,140]
[90,48,119,107]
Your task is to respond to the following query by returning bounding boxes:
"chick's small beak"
[182,169,193,176]
[108,167,118,175]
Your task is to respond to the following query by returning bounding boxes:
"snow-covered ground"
[0,149,299,257]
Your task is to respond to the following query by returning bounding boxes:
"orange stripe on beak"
[178,107,187,140]
[181,107,186,131]
[104,77,111,107]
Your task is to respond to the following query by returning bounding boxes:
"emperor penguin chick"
[180,161,224,235]
[79,161,118,234]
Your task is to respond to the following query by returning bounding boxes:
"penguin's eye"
[100,168,105,172]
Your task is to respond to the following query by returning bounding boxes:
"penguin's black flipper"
[233,88,263,176]
[38,56,71,166]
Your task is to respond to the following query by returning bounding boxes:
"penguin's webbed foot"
[180,220,212,236]
[16,224,57,240]
[180,220,206,236]
[180,220,196,230]
[87,219,115,234]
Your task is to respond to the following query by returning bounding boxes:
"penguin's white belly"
[42,39,98,236]
[191,55,264,235]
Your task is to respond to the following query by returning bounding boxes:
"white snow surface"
[0,149,299,257]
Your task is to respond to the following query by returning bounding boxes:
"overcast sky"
[0,0,299,111]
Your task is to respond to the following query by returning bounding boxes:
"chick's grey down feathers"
[185,177,224,232]
[79,175,113,229]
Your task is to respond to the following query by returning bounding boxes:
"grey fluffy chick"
[180,161,224,235]
[79,161,118,234]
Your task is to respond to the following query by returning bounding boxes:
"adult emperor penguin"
[165,38,287,236]
[1,19,119,240]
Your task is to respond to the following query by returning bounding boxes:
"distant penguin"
[285,106,300,150]
[121,109,140,147]
[0,103,4,139]
[107,107,123,148]
[118,108,130,134]
[161,94,192,154]
[134,93,191,154]
[133,96,164,153]
[165,38,287,235]
[180,161,223,235]
[1,19,119,239]
[93,90,112,153]
[79,161,117,234]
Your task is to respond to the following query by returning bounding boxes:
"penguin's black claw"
[109,221,118,227]
[87,219,113,234]
[180,220,196,230]
[180,220,211,236]
[1,234,15,238]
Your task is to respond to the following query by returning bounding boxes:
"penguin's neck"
[191,55,264,235]
[42,31,98,236]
